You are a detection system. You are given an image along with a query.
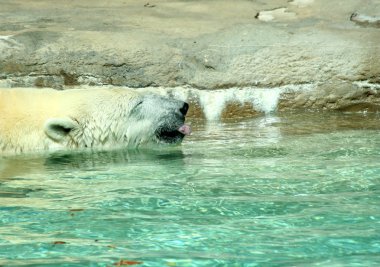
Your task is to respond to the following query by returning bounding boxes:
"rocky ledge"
[0,0,379,113]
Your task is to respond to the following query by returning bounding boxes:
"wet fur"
[0,88,186,154]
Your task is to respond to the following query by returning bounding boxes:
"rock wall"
[0,0,379,112]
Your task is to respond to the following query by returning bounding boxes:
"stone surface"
[0,0,379,112]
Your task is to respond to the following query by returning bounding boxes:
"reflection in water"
[44,148,186,170]
[0,148,187,192]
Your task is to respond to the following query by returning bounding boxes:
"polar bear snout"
[147,98,191,144]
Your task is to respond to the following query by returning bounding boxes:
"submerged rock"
[0,0,379,112]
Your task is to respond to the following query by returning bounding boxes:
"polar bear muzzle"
[154,102,192,144]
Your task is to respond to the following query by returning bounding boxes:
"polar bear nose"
[180,102,189,116]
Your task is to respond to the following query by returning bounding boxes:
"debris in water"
[52,241,67,245]
[68,208,85,212]
[114,259,143,266]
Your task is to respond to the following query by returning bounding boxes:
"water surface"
[1,112,380,266]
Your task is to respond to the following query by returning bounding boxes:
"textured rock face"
[0,0,379,112]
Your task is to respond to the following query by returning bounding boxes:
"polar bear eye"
[135,100,143,107]
[130,99,144,115]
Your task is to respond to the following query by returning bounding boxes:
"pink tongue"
[178,124,192,135]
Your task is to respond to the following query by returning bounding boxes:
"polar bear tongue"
[178,124,192,135]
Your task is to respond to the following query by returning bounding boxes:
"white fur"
[0,88,185,155]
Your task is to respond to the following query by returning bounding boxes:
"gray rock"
[0,0,379,112]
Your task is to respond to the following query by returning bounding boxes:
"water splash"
[194,88,283,120]
[197,90,233,121]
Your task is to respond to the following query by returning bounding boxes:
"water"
[1,111,380,266]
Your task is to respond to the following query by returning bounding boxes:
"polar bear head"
[0,88,192,154]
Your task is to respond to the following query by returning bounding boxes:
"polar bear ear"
[44,117,78,142]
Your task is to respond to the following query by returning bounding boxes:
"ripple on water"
[1,112,380,266]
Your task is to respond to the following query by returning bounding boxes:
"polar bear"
[0,88,191,154]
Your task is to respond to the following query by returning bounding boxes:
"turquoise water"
[1,112,380,266]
